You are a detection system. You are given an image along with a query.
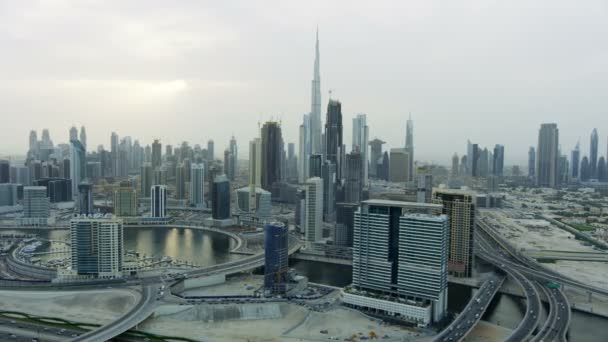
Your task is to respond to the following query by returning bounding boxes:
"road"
[476,222,572,341]
[0,317,81,341]
[69,283,156,342]
[433,273,505,342]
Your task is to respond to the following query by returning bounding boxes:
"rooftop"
[361,199,442,209]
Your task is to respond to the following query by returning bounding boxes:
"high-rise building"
[224,149,234,181]
[249,137,262,189]
[308,154,322,178]
[352,114,369,186]
[536,123,559,187]
[348,200,446,325]
[335,203,357,247]
[0,184,18,206]
[310,29,322,155]
[0,160,9,183]
[79,126,87,148]
[321,161,336,222]
[378,151,390,181]
[113,187,138,216]
[580,156,591,181]
[492,144,504,176]
[432,188,476,278]
[571,142,580,180]
[368,139,385,178]
[286,142,298,182]
[261,121,283,192]
[304,177,323,243]
[140,162,153,198]
[175,163,187,200]
[228,136,238,181]
[111,132,120,176]
[151,139,162,170]
[325,100,343,180]
[207,139,215,161]
[29,130,38,157]
[590,128,599,179]
[451,153,459,178]
[416,174,432,203]
[151,185,167,218]
[298,114,312,183]
[190,163,205,208]
[70,214,123,278]
[344,152,363,203]
[211,175,231,220]
[264,222,289,295]
[389,148,410,183]
[23,186,50,218]
[70,139,86,198]
[405,115,414,182]
[598,156,607,182]
[69,126,78,142]
[528,146,536,179]
[235,186,272,227]
[78,183,93,215]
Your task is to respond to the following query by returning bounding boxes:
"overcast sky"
[1,0,608,165]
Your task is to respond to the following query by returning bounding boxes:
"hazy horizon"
[2,1,608,165]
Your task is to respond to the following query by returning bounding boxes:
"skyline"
[2,1,608,164]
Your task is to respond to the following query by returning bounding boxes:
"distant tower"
[261,121,283,192]
[451,153,459,177]
[352,114,369,186]
[151,139,162,169]
[580,156,590,181]
[343,152,363,203]
[310,28,322,155]
[29,130,38,156]
[325,100,343,180]
[79,126,87,148]
[492,144,504,176]
[140,162,153,198]
[299,114,312,183]
[69,126,78,142]
[190,163,205,208]
[151,185,167,218]
[590,128,599,179]
[70,140,86,198]
[207,139,215,160]
[536,123,559,187]
[229,135,238,180]
[211,175,231,220]
[368,138,385,178]
[571,142,580,180]
[528,147,536,179]
[405,114,414,182]
[304,177,323,244]
[78,183,93,215]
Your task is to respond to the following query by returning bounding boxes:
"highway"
[69,283,156,342]
[0,317,81,341]
[476,221,572,342]
[433,273,505,342]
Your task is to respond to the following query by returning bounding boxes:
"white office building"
[304,177,323,244]
[190,163,205,208]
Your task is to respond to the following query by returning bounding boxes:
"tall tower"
[324,100,343,179]
[79,126,87,148]
[590,128,598,179]
[368,138,385,178]
[261,121,283,192]
[69,126,78,142]
[151,139,162,170]
[151,185,167,218]
[571,141,580,180]
[298,114,312,183]
[536,123,559,188]
[310,29,322,155]
[405,114,414,182]
[352,114,369,186]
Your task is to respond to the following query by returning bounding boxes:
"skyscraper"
[249,138,262,188]
[325,100,343,180]
[308,154,322,178]
[78,183,93,215]
[416,174,432,203]
[207,139,215,161]
[140,162,153,198]
[598,157,607,182]
[264,222,289,295]
[190,163,205,208]
[389,148,410,183]
[590,128,599,179]
[451,153,459,178]
[0,160,9,183]
[580,156,591,181]
[432,189,476,278]
[352,114,369,186]
[70,139,86,198]
[528,146,536,179]
[492,144,504,176]
[344,152,363,203]
[23,186,50,219]
[175,163,187,200]
[111,132,120,177]
[536,123,559,187]
[405,115,414,182]
[69,126,78,142]
[571,142,580,180]
[368,138,385,178]
[211,175,231,220]
[298,114,312,183]
[151,139,162,169]
[150,185,167,218]
[228,135,238,181]
[70,214,123,279]
[321,161,336,222]
[261,121,283,192]
[79,126,87,148]
[348,200,447,325]
[310,29,322,155]
[304,177,323,244]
